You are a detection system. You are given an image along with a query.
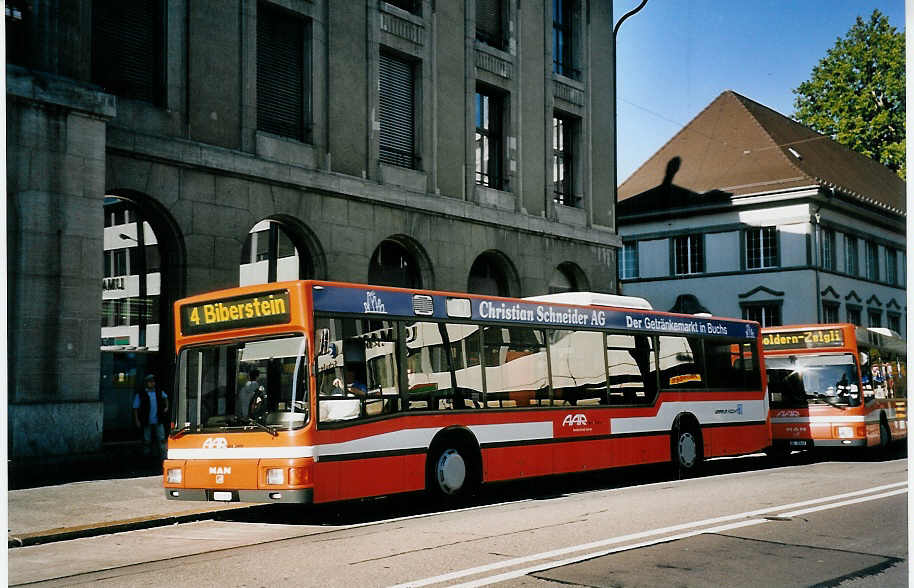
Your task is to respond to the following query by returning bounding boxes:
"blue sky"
[612,0,906,182]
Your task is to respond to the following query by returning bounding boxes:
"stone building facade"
[6,0,619,459]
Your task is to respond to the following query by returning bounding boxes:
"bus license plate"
[213,491,233,501]
[789,440,806,447]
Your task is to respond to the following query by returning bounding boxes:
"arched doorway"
[467,250,520,297]
[100,191,184,441]
[548,262,589,293]
[368,236,433,289]
[239,216,326,285]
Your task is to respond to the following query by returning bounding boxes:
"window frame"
[865,240,880,282]
[845,235,859,277]
[474,87,505,190]
[552,0,577,79]
[821,227,836,271]
[256,0,312,143]
[378,51,419,169]
[673,234,705,276]
[741,302,782,327]
[619,242,639,279]
[552,113,578,207]
[746,226,779,270]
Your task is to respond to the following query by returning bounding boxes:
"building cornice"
[105,126,622,249]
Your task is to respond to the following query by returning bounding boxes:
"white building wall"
[779,223,808,267]
[705,232,739,273]
[639,239,669,278]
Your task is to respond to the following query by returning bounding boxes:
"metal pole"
[613,1,648,282]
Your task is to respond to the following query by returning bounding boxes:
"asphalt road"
[9,449,908,587]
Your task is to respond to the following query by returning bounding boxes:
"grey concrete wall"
[589,0,615,229]
[189,0,242,148]
[6,68,115,455]
[518,2,547,217]
[434,0,466,200]
[328,1,369,177]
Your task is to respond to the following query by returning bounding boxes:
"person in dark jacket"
[133,374,169,458]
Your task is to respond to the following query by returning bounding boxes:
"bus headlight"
[266,468,284,485]
[167,468,183,484]
[837,426,854,438]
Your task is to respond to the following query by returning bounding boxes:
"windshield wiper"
[806,393,846,410]
[243,417,279,437]
[170,424,195,438]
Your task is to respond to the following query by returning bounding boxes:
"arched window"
[468,251,517,297]
[240,219,312,285]
[101,196,161,351]
[368,239,422,288]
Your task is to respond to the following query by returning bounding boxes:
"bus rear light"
[289,466,311,486]
[167,468,183,484]
[266,468,284,485]
[836,426,854,438]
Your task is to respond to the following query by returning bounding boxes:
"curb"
[8,503,261,548]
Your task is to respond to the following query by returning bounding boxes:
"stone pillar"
[6,66,116,457]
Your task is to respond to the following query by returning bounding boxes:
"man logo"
[202,437,228,449]
[562,414,588,427]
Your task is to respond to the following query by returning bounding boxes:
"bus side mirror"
[859,352,869,365]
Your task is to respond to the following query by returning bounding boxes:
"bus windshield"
[766,353,861,408]
[174,334,309,434]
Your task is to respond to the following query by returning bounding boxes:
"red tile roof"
[618,91,904,215]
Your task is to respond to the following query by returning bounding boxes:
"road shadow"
[216,443,905,527]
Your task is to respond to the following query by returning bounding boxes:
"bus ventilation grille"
[413,295,434,316]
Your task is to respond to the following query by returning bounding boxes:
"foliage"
[793,10,905,179]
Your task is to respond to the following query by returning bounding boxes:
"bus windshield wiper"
[170,424,195,438]
[243,418,279,436]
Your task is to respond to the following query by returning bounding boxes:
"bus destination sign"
[180,290,291,335]
[762,328,844,350]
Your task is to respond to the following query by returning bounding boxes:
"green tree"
[793,10,905,179]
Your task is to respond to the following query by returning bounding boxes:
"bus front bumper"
[164,487,313,503]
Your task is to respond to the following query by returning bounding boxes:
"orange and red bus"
[163,280,768,504]
[763,323,907,454]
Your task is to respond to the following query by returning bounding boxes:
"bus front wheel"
[879,417,892,450]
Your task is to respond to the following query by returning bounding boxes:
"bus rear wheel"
[672,420,703,477]
[427,441,479,502]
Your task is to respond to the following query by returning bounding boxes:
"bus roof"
[523,292,653,310]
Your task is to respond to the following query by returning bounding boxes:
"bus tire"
[879,416,892,450]
[671,417,703,477]
[426,436,480,502]
[765,442,791,462]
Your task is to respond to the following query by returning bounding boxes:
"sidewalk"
[8,475,257,547]
[7,442,258,547]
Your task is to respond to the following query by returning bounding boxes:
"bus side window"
[482,326,549,408]
[606,334,656,405]
[549,330,606,406]
[658,336,704,390]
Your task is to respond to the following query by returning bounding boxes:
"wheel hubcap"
[436,449,466,495]
[678,432,697,468]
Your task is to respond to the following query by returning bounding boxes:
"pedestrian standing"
[133,374,169,458]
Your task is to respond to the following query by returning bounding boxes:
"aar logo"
[562,414,588,427]
[202,437,228,449]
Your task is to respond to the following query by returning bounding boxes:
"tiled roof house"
[617,91,905,334]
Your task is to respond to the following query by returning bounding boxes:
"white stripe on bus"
[168,400,764,461]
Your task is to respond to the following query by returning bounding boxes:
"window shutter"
[476,0,502,48]
[379,54,415,168]
[257,3,306,141]
[92,0,163,104]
